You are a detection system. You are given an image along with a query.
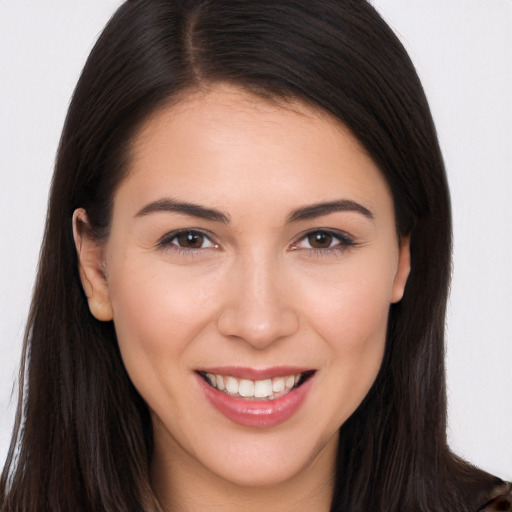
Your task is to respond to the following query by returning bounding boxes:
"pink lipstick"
[196,367,315,427]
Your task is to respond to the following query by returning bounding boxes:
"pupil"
[178,232,203,248]
[308,232,332,249]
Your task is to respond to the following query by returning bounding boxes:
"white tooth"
[225,376,239,395]
[272,377,285,393]
[254,379,273,398]
[238,379,255,397]
[285,375,295,389]
[294,374,301,385]
[216,374,225,391]
[205,373,216,387]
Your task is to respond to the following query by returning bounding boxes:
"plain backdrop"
[1,0,511,480]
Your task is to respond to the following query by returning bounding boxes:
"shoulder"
[477,482,512,512]
[445,455,511,512]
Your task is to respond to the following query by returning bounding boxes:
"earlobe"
[391,235,411,304]
[72,209,113,321]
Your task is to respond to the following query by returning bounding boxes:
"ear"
[72,208,113,321]
[391,235,411,304]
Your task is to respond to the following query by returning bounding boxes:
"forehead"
[118,85,393,221]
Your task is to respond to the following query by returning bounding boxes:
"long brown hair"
[1,1,501,511]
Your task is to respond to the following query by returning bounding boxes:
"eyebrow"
[135,198,231,224]
[286,199,373,223]
[135,197,372,224]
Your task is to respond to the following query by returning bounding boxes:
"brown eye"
[307,231,333,249]
[176,231,206,248]
[158,230,217,251]
[290,229,355,254]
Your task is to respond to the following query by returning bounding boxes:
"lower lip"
[198,374,314,428]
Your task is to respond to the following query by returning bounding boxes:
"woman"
[0,1,510,511]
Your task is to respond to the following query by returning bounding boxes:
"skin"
[74,85,410,512]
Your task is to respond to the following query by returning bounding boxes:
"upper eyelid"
[157,228,218,246]
[292,228,355,244]
[156,227,355,249]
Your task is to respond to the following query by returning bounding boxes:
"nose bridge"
[217,246,299,348]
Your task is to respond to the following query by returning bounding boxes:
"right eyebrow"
[135,198,231,224]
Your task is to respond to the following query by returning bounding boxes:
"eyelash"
[157,229,356,257]
[290,229,357,256]
[157,229,219,255]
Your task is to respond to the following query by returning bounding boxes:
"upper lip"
[195,366,315,380]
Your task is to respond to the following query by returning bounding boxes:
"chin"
[183,421,339,490]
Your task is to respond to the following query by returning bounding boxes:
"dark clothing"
[479,483,512,511]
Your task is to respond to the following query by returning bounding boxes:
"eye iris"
[308,232,332,249]
[177,231,204,248]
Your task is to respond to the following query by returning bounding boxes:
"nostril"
[217,303,299,348]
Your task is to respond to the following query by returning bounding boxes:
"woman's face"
[75,85,409,490]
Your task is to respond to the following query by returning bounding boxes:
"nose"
[217,255,300,349]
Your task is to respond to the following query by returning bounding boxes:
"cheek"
[106,255,224,384]
[301,258,395,351]
[334,292,388,375]
[297,256,395,414]
[110,254,216,328]
[315,282,389,380]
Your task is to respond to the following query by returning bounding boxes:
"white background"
[1,1,511,480]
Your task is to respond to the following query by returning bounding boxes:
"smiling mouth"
[198,370,315,401]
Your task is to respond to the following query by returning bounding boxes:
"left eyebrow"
[286,199,373,223]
